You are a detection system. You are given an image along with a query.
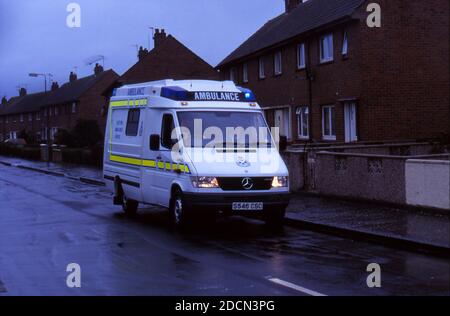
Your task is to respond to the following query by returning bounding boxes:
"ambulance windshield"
[177,111,274,148]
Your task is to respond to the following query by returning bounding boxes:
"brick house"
[217,0,449,143]
[0,65,118,143]
[119,29,219,85]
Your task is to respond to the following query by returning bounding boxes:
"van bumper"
[182,192,290,214]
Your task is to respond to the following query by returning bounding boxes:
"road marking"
[268,277,327,296]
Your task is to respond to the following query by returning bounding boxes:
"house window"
[243,63,249,83]
[322,105,336,140]
[230,67,237,83]
[320,33,334,63]
[125,109,140,136]
[5,117,8,124]
[296,106,309,139]
[259,57,266,79]
[274,51,282,75]
[36,112,41,121]
[50,127,59,141]
[297,43,306,69]
[342,31,348,56]
[20,114,24,122]
[71,102,77,114]
[28,113,33,122]
[54,106,59,116]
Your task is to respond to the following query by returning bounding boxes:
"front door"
[274,109,289,138]
[344,102,357,142]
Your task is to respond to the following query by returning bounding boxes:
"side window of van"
[161,114,175,149]
[125,109,140,136]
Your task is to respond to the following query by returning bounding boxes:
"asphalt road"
[0,165,449,296]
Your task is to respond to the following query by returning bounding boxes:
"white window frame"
[54,106,59,116]
[36,112,41,121]
[259,57,266,79]
[242,63,248,83]
[20,114,23,122]
[296,106,309,139]
[342,31,348,56]
[322,105,336,140]
[320,33,334,63]
[71,102,77,114]
[28,113,33,122]
[297,43,306,69]
[274,51,282,75]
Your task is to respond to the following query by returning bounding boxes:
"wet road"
[0,165,449,296]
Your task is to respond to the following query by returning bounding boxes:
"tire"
[264,208,286,227]
[122,195,138,216]
[170,188,190,227]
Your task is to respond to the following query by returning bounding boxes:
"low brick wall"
[314,152,408,204]
[281,151,306,192]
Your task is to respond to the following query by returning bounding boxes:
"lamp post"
[29,72,53,165]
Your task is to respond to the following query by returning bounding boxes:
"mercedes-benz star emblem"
[241,177,254,190]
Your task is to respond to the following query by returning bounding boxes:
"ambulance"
[103,79,290,226]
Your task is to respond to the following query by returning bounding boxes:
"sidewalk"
[286,193,450,253]
[0,155,103,184]
[1,155,449,255]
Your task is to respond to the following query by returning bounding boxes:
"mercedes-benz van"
[103,79,290,226]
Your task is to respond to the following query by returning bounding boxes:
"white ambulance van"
[103,80,290,226]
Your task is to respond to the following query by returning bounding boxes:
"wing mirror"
[150,134,160,151]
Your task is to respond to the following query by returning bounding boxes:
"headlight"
[272,176,288,188]
[191,176,219,188]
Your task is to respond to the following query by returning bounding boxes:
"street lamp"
[29,72,53,165]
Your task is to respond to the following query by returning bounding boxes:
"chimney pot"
[138,46,149,61]
[1,96,7,105]
[285,0,300,13]
[51,82,59,91]
[153,28,167,48]
[19,87,27,97]
[69,71,78,82]
[94,63,104,75]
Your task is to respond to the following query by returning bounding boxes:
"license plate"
[232,202,264,211]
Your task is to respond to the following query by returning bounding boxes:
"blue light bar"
[160,86,189,101]
[237,87,256,102]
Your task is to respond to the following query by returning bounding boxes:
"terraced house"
[217,0,449,143]
[0,65,118,142]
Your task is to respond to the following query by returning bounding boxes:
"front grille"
[217,177,273,191]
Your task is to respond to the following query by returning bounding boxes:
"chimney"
[138,46,149,61]
[1,96,7,105]
[69,71,78,82]
[94,63,104,75]
[153,28,167,48]
[19,87,27,97]
[285,0,300,13]
[51,82,59,91]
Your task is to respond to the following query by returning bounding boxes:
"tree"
[71,120,103,148]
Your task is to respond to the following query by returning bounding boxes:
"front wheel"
[170,188,190,227]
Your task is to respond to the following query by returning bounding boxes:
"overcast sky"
[0,0,284,99]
